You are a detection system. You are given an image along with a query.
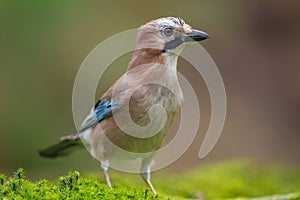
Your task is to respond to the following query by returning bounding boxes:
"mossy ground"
[0,160,299,199]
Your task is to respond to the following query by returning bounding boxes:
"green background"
[0,0,299,182]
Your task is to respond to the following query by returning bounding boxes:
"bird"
[39,17,209,195]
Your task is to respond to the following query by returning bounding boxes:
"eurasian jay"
[39,17,209,195]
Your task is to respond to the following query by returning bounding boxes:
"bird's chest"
[129,84,182,126]
[99,84,182,155]
[97,67,183,156]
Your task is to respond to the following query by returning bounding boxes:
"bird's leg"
[103,168,112,188]
[101,160,112,188]
[140,157,156,196]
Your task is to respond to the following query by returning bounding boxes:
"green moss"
[0,169,161,200]
[1,160,300,199]
[153,160,300,199]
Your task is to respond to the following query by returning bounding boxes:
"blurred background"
[0,0,299,180]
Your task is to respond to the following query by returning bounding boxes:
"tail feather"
[39,133,83,158]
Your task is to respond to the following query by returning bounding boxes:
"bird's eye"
[163,27,173,37]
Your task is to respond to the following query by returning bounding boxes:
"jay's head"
[136,17,209,54]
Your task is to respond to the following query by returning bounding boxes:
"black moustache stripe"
[163,37,183,51]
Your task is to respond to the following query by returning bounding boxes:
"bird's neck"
[128,48,178,71]
[127,48,183,104]
[163,52,179,72]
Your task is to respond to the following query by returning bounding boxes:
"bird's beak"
[182,29,209,42]
[163,29,209,51]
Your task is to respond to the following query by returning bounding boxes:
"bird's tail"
[38,131,90,158]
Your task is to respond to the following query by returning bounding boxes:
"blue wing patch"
[77,99,120,132]
[94,99,120,122]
